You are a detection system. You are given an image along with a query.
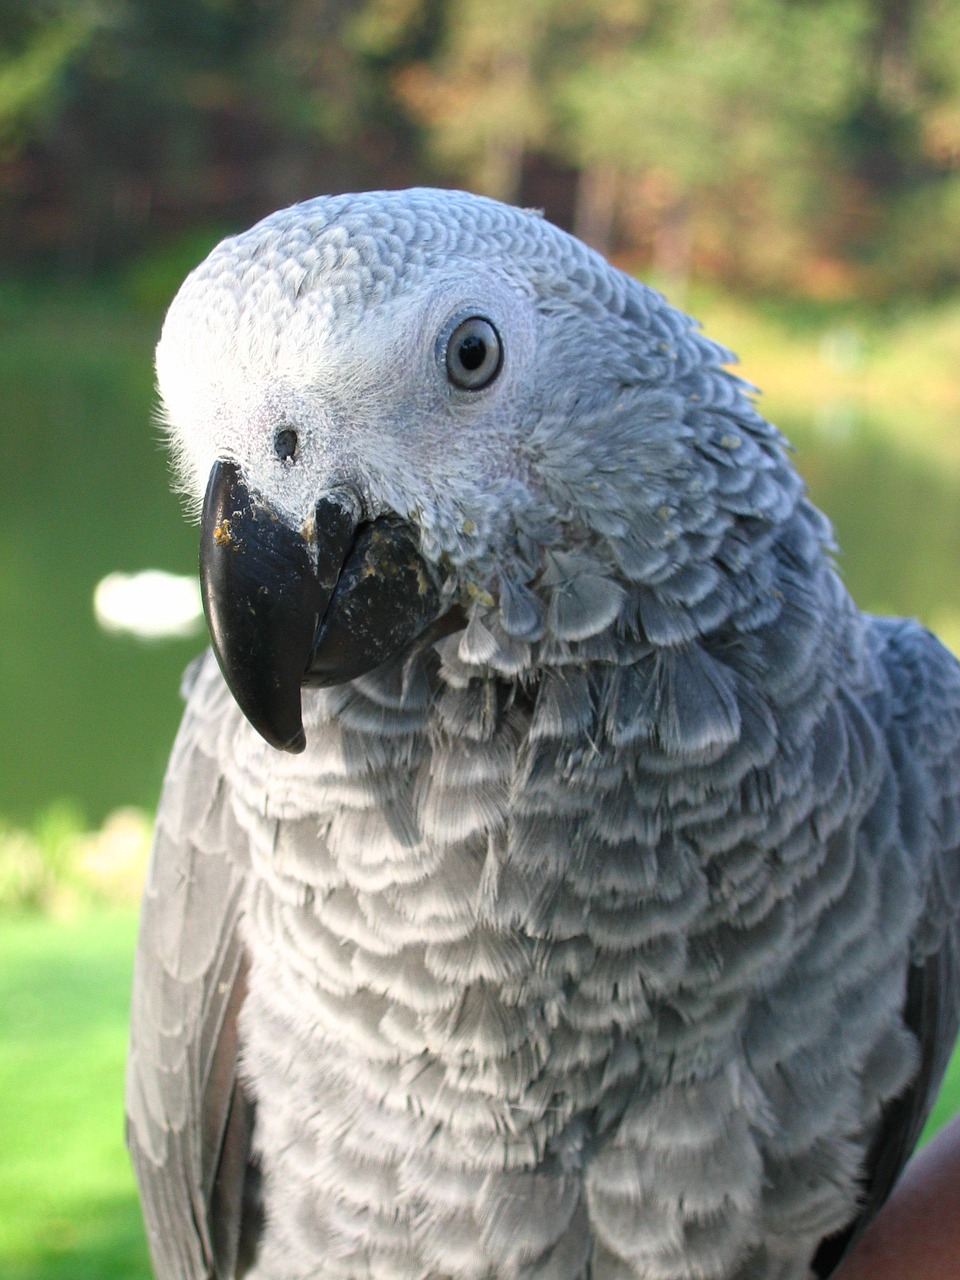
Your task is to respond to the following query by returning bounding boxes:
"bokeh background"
[2,2,960,1276]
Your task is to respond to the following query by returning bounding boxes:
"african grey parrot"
[125,188,960,1280]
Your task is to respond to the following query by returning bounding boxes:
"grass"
[0,909,150,1279]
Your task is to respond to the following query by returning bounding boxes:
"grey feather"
[126,653,257,1279]
[129,188,960,1280]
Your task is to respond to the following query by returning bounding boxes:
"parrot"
[125,187,960,1280]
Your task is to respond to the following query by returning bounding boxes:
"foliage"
[557,0,869,279]
[0,801,85,914]
[0,5,102,143]
[382,0,557,199]
[1,0,960,295]
[0,0,392,266]
[0,805,150,915]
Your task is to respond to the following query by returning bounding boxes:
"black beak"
[199,460,446,753]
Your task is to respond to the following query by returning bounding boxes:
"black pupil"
[458,334,487,371]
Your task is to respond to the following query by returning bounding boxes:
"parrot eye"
[443,316,503,390]
[274,428,298,462]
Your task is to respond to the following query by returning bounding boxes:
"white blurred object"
[94,570,203,639]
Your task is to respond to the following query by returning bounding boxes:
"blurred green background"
[2,1,960,1276]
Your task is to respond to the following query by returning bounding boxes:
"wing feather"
[126,653,256,1279]
[813,620,960,1277]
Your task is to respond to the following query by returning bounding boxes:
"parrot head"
[157,188,803,753]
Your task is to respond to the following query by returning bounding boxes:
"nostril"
[274,428,298,462]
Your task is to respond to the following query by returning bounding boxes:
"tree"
[0,0,407,268]
[556,0,868,291]
[838,0,960,292]
[0,5,103,149]
[378,0,555,202]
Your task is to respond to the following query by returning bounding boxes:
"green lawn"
[0,908,958,1279]
[0,910,150,1280]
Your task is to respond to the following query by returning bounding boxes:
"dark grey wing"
[126,653,260,1280]
[813,619,960,1278]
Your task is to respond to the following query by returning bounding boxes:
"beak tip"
[201,460,322,755]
